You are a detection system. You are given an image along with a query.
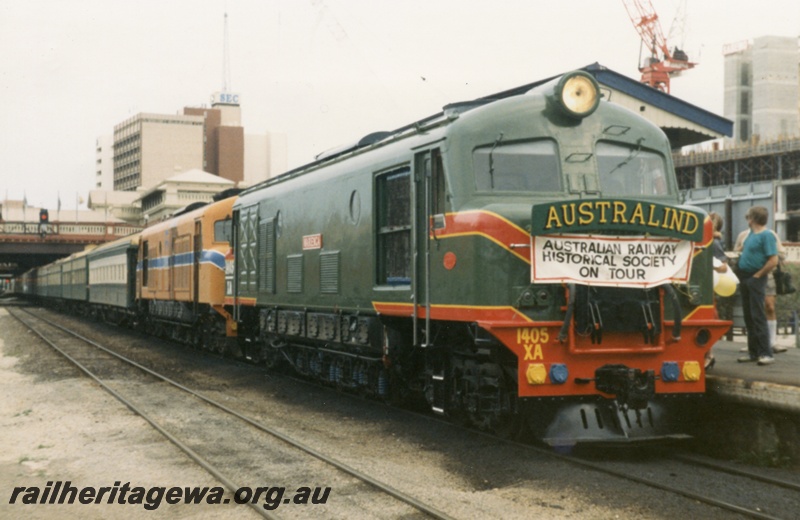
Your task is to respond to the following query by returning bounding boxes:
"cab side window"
[376,167,411,286]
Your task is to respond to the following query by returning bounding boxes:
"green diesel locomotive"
[227,71,730,446]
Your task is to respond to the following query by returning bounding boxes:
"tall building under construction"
[677,35,800,242]
[723,35,800,144]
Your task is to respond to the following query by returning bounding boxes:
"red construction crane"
[622,0,696,94]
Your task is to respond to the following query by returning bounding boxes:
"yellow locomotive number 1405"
[516,327,549,361]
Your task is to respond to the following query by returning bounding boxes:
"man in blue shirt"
[737,206,779,365]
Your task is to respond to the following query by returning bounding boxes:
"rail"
[11,308,456,520]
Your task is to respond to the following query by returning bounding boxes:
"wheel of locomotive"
[481,364,522,439]
[387,366,412,407]
[490,398,522,440]
[244,339,262,364]
[171,324,183,343]
[215,336,227,355]
[262,339,285,371]
[367,363,386,400]
[210,321,227,355]
[200,320,213,351]
[447,359,476,427]
[333,358,347,391]
[382,327,415,406]
[190,326,203,350]
[177,325,188,345]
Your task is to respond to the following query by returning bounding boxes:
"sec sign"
[212,91,240,106]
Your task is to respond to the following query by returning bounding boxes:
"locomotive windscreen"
[473,140,562,192]
[596,142,669,197]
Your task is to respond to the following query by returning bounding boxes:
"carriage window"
[596,141,669,196]
[474,140,561,192]
[376,167,411,286]
[214,218,232,243]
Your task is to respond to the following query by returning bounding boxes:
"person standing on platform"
[735,206,779,365]
[706,212,730,370]
[734,218,788,355]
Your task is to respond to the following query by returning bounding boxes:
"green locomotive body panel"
[233,89,709,315]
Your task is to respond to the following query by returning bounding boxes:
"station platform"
[705,333,800,414]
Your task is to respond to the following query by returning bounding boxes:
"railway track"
[549,447,799,520]
[8,305,799,519]
[387,391,800,520]
[250,330,800,519]
[8,306,454,520]
[333,389,800,519]
[270,337,800,520]
[418,402,800,519]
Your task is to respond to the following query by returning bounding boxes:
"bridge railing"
[0,221,142,239]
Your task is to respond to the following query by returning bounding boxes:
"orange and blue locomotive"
[137,196,237,351]
[228,71,730,445]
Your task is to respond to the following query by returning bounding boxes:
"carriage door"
[413,148,446,347]
[193,221,202,311]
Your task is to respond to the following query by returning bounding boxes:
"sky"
[1,0,799,211]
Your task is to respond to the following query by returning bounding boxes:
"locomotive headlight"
[549,364,569,384]
[682,361,701,381]
[661,362,680,382]
[526,364,547,385]
[554,71,600,119]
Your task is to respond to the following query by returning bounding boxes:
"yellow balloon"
[714,273,737,297]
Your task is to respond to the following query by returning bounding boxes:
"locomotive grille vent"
[259,218,276,293]
[287,254,303,293]
[239,209,258,293]
[320,251,340,294]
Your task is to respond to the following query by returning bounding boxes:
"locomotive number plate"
[517,327,550,361]
[302,234,323,250]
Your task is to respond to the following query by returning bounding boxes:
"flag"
[57,192,61,222]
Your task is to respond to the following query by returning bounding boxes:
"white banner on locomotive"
[532,234,694,288]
